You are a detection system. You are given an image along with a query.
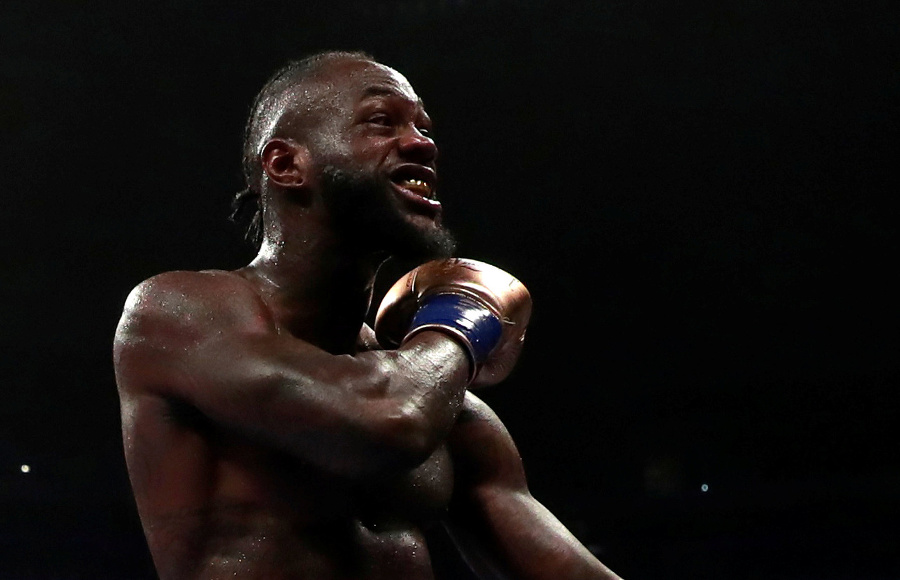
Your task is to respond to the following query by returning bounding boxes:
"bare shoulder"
[116,270,270,340]
[457,392,504,427]
[449,392,527,490]
[113,270,275,393]
[119,269,263,318]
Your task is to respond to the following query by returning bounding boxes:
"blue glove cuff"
[405,293,503,376]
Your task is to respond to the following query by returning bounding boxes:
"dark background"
[2,1,898,578]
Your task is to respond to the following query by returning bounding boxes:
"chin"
[387,217,457,263]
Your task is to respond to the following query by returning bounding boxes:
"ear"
[260,138,310,189]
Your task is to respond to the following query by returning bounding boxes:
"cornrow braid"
[229,186,263,248]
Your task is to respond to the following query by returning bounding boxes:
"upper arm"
[445,394,623,580]
[113,271,468,476]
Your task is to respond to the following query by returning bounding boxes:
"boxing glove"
[375,258,532,387]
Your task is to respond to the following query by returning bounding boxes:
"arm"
[113,270,471,477]
[444,393,624,580]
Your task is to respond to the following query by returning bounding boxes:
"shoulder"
[120,269,267,320]
[456,392,503,427]
[449,392,527,491]
[115,269,273,352]
[454,393,517,450]
[121,269,259,314]
[113,269,277,397]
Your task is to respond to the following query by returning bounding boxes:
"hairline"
[233,51,382,248]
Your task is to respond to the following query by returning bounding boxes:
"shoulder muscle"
[449,393,528,492]
[113,270,273,394]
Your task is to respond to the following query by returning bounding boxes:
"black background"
[2,1,898,578]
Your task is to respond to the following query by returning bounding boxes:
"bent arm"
[113,271,470,477]
[445,393,623,580]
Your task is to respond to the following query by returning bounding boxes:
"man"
[114,51,622,579]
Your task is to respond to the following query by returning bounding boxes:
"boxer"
[114,51,622,579]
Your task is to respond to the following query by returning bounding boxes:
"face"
[301,59,456,261]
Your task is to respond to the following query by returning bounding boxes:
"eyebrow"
[362,85,400,98]
[361,85,426,109]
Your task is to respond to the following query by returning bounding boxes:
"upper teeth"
[402,179,432,194]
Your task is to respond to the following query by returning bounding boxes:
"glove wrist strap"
[402,293,503,383]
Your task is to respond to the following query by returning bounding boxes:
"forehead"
[315,59,422,109]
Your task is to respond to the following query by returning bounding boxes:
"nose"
[397,124,438,164]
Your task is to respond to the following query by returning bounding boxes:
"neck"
[241,226,385,354]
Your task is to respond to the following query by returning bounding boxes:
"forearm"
[121,326,471,477]
[115,268,486,476]
[203,330,472,473]
[352,331,472,461]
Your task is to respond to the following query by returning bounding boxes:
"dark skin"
[114,58,622,579]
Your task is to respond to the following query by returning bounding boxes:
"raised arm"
[114,259,531,480]
[444,393,624,580]
[113,269,471,478]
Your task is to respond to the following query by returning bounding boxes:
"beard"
[316,163,457,263]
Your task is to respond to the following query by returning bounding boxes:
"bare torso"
[116,267,621,580]
[118,270,458,579]
[124,402,454,579]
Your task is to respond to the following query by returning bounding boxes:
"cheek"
[306,117,353,157]
[343,136,394,172]
[311,134,351,160]
[358,141,390,163]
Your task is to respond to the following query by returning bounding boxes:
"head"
[231,51,456,262]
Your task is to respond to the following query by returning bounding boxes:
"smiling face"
[296,58,456,260]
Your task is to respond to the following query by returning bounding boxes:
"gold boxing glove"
[375,258,532,387]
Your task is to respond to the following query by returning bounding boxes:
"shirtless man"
[114,51,622,579]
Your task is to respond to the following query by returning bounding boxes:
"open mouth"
[394,178,433,198]
[389,165,437,200]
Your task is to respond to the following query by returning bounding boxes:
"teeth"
[401,179,432,195]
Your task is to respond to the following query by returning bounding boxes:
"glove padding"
[375,258,532,387]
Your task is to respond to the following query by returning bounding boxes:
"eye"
[367,113,392,126]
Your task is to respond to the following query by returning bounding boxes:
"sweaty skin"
[116,269,468,579]
[114,56,623,580]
